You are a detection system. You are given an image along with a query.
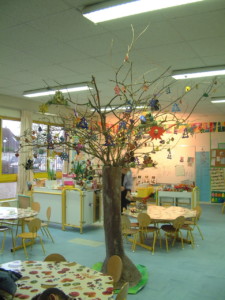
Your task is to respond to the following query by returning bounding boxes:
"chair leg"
[43,227,54,243]
[22,238,28,258]
[196,225,204,240]
[38,236,46,255]
[0,231,7,252]
[165,234,169,252]
[189,231,195,249]
[152,232,157,255]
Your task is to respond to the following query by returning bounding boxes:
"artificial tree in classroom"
[19,28,216,288]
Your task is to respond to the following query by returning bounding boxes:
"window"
[1,120,21,174]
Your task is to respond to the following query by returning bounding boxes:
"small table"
[1,260,114,299]
[124,205,196,250]
[0,207,38,251]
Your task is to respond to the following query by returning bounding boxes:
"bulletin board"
[211,149,225,167]
[210,168,225,190]
[133,146,196,185]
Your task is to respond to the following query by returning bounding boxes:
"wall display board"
[210,149,225,167]
[210,168,225,203]
[133,146,196,185]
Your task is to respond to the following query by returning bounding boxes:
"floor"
[1,204,225,300]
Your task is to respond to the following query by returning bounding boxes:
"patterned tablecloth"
[1,260,114,300]
[125,205,196,222]
[0,207,37,220]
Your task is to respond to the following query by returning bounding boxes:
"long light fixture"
[211,97,225,104]
[172,66,225,80]
[83,0,203,23]
[23,82,92,98]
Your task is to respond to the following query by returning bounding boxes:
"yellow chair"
[15,218,45,258]
[161,216,185,252]
[121,215,139,252]
[184,205,204,240]
[44,253,67,262]
[41,207,54,243]
[115,282,129,300]
[0,225,15,252]
[137,212,160,254]
[107,255,123,288]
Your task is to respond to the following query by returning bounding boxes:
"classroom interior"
[1,0,225,299]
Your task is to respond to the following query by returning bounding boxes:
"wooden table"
[1,260,114,299]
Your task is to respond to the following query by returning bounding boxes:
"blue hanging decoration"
[59,136,65,142]
[77,117,88,129]
[104,135,115,146]
[172,103,181,112]
[38,126,42,132]
[60,152,69,160]
[119,121,127,130]
[148,97,160,112]
[140,115,146,124]
[47,133,52,143]
[182,128,189,138]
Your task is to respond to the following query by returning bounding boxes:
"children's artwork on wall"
[187,157,194,167]
[175,165,185,176]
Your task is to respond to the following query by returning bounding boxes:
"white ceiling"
[1,0,225,117]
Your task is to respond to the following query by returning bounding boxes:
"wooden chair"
[41,206,54,243]
[44,253,67,262]
[184,205,204,240]
[0,225,15,252]
[15,218,45,258]
[107,255,123,288]
[115,282,129,300]
[161,216,185,252]
[121,215,139,252]
[24,202,40,225]
[137,212,160,254]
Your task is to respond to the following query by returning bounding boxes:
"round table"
[1,260,114,299]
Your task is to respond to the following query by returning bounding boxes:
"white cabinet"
[32,187,102,233]
[157,187,199,208]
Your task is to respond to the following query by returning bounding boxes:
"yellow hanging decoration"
[39,103,49,114]
[185,86,191,92]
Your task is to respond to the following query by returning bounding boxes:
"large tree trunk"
[101,166,141,288]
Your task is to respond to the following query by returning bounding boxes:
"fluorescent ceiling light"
[23,83,92,98]
[83,0,203,23]
[211,97,225,103]
[172,66,225,80]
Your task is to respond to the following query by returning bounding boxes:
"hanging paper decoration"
[203,93,209,97]
[125,100,132,112]
[171,103,181,112]
[114,85,120,95]
[104,135,115,146]
[185,86,191,92]
[38,126,42,132]
[118,121,127,130]
[140,115,146,124]
[39,103,49,114]
[142,84,149,91]
[77,117,88,129]
[60,152,69,160]
[167,149,172,159]
[148,126,165,140]
[182,128,189,138]
[24,159,34,170]
[166,87,171,94]
[148,97,160,112]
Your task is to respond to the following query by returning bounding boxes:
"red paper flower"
[148,126,165,140]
